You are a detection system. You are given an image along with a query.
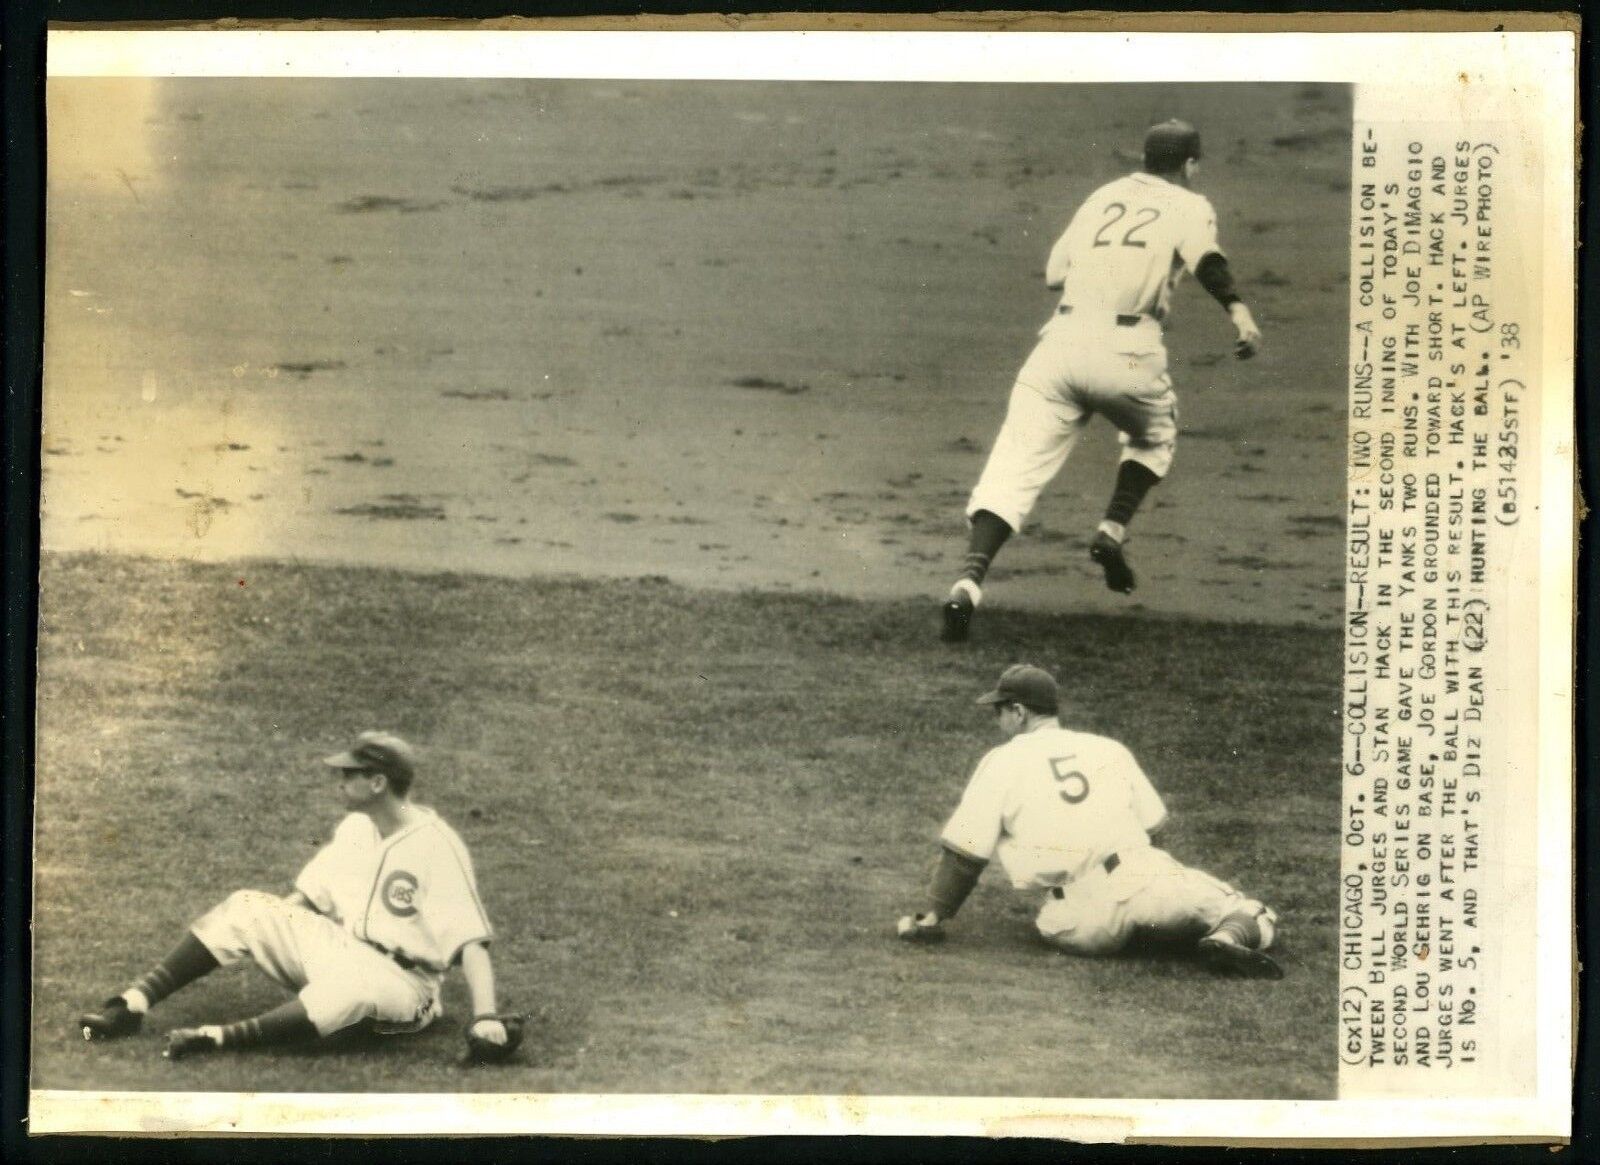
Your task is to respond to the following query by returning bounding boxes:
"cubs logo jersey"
[941,728,1168,890]
[1045,172,1223,321]
[295,808,492,973]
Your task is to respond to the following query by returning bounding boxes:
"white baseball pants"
[190,890,439,1036]
[1033,847,1273,956]
[966,311,1178,533]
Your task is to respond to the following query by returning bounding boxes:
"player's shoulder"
[971,739,1024,779]
[405,806,474,856]
[1081,173,1142,206]
[1112,171,1210,213]
[990,729,1068,768]
[1062,728,1138,763]
[974,741,1010,769]
[330,812,378,845]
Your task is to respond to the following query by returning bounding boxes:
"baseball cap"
[974,664,1060,714]
[1143,118,1202,172]
[322,731,416,783]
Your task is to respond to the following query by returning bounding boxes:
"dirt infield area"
[43,79,1349,626]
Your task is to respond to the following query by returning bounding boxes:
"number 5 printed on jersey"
[1049,757,1091,804]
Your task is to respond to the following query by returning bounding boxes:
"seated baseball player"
[77,731,521,1061]
[896,665,1283,979]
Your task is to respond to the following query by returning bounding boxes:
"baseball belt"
[1049,853,1122,898]
[1057,305,1146,328]
[371,943,423,972]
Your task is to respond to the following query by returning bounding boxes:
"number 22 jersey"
[941,727,1169,890]
[1045,171,1224,322]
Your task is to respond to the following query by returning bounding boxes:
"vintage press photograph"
[36,74,1351,1101]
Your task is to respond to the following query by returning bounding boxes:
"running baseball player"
[942,119,1262,642]
[895,665,1283,979]
[77,731,523,1062]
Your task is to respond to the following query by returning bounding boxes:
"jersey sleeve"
[1118,743,1168,834]
[424,832,494,966]
[293,815,362,915]
[1174,194,1223,273]
[1044,219,1077,289]
[939,749,1008,862]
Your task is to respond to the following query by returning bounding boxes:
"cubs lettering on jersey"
[1046,172,1222,321]
[295,808,492,974]
[941,728,1167,889]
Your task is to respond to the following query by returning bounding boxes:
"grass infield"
[34,552,1339,1098]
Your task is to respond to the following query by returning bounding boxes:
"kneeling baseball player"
[896,666,1283,979]
[78,731,523,1063]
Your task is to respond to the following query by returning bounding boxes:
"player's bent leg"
[953,383,1086,638]
[967,380,1087,540]
[1088,449,1171,595]
[189,889,320,993]
[1034,886,1133,956]
[1116,439,1174,482]
[298,935,437,1038]
[943,508,1016,642]
[1124,853,1283,979]
[79,920,225,1041]
[1082,371,1176,593]
[1197,908,1284,981]
[164,998,319,1061]
[1107,386,1176,517]
[165,951,436,1060]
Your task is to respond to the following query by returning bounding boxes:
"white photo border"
[34,21,1575,1143]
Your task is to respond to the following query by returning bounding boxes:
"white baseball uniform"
[967,171,1225,532]
[190,807,492,1036]
[940,725,1270,955]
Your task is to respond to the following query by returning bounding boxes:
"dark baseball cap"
[974,664,1060,714]
[323,731,416,783]
[1143,118,1202,172]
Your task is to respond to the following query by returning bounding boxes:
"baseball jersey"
[295,808,492,974]
[941,727,1168,890]
[1045,172,1222,321]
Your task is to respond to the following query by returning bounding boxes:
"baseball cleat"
[78,997,142,1042]
[163,1027,218,1061]
[1197,933,1285,981]
[940,579,981,643]
[1089,532,1136,594]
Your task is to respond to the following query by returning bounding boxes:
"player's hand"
[1230,302,1262,360]
[461,1012,527,1065]
[896,911,946,943]
[468,1017,508,1045]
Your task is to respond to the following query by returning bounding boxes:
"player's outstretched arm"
[460,941,503,1041]
[1195,252,1261,359]
[896,846,987,942]
[458,940,527,1063]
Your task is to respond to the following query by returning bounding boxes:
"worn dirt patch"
[43,78,1348,627]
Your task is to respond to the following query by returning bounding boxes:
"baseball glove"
[462,1012,526,1065]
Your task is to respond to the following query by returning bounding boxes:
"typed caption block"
[1339,120,1540,1098]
